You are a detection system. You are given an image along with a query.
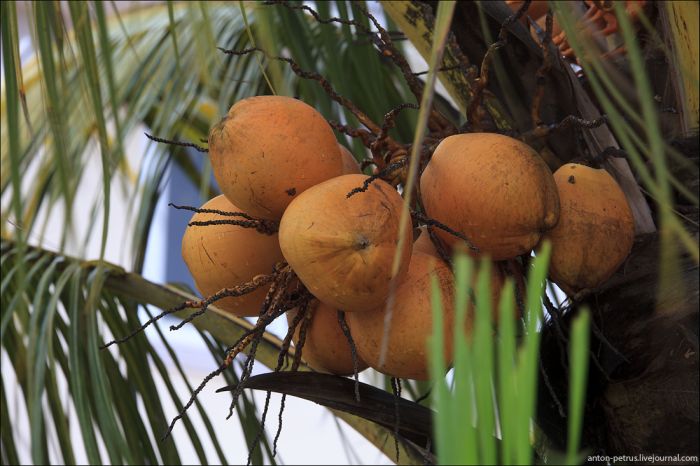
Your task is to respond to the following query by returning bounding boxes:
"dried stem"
[578,145,628,168]
[169,203,257,220]
[161,269,290,448]
[371,102,419,170]
[346,158,408,198]
[270,299,312,458]
[467,0,532,130]
[390,377,402,462]
[269,0,454,134]
[265,0,372,35]
[260,300,313,461]
[170,202,280,234]
[354,2,455,134]
[102,269,277,349]
[505,259,527,320]
[162,362,227,439]
[187,219,278,235]
[328,120,376,149]
[553,115,609,130]
[539,353,567,418]
[411,210,479,253]
[226,268,297,418]
[427,225,454,267]
[371,103,419,156]
[412,64,463,76]
[144,132,209,153]
[531,9,554,129]
[337,310,361,403]
[542,291,574,373]
[247,390,273,466]
[526,115,608,141]
[101,300,192,348]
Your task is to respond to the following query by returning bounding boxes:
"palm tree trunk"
[539,231,699,459]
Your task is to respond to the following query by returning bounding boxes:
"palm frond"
[1,240,249,463]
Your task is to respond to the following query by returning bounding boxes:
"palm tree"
[2,1,697,464]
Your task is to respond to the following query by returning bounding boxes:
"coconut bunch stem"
[411,209,480,253]
[531,9,556,129]
[144,132,209,153]
[328,120,376,148]
[337,310,362,402]
[169,267,316,440]
[245,293,314,465]
[467,0,534,130]
[101,266,283,350]
[102,261,324,441]
[167,203,280,235]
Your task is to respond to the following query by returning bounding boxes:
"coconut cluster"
[180,95,634,380]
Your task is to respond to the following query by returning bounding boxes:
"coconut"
[286,301,369,376]
[542,163,635,293]
[413,226,441,258]
[414,226,511,319]
[278,174,411,313]
[346,252,456,380]
[347,252,510,380]
[338,144,362,174]
[416,224,514,318]
[181,195,284,316]
[473,261,510,325]
[208,96,343,220]
[420,133,560,260]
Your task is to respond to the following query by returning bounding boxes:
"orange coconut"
[470,260,511,324]
[412,227,510,321]
[420,133,560,260]
[348,252,512,380]
[542,163,634,293]
[338,144,362,174]
[413,226,438,257]
[278,174,412,313]
[208,96,343,220]
[413,226,442,258]
[286,301,369,376]
[181,195,284,317]
[346,252,456,380]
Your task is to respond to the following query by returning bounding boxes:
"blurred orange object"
[505,0,647,61]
